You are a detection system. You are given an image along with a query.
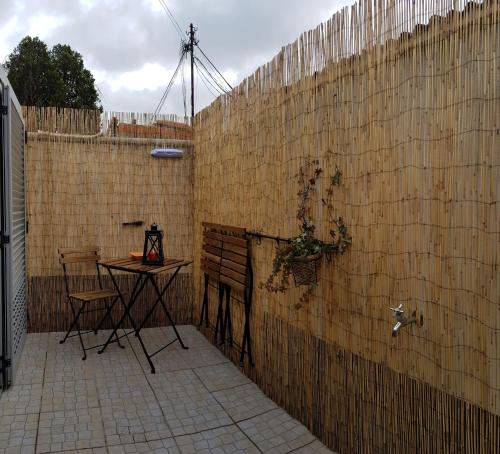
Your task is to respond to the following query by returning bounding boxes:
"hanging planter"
[290,252,323,287]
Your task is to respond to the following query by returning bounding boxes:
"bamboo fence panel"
[25,109,194,331]
[23,106,101,135]
[22,106,192,137]
[193,0,499,451]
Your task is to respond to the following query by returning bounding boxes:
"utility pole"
[187,23,197,119]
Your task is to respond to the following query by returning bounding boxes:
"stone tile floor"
[0,326,335,454]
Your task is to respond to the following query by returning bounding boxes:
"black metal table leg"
[135,267,181,333]
[97,272,145,351]
[148,273,188,350]
[100,270,158,373]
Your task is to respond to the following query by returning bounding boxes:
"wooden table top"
[99,257,192,275]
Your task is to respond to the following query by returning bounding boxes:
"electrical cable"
[194,58,226,94]
[179,43,187,117]
[157,0,184,39]
[154,50,186,116]
[194,60,222,98]
[195,60,227,97]
[195,44,233,90]
[181,56,187,117]
[194,57,229,94]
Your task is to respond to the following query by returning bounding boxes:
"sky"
[0,0,355,116]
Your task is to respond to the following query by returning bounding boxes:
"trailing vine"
[261,159,351,307]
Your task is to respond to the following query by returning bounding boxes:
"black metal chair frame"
[59,247,124,360]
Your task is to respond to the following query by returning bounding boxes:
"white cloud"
[0,17,20,63]
[222,69,238,86]
[144,0,164,14]
[78,0,98,9]
[105,63,179,93]
[27,14,67,41]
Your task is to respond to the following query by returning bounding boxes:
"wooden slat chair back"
[200,222,253,365]
[58,246,123,359]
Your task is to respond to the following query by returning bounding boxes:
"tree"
[4,37,63,107]
[50,44,99,109]
[4,36,100,109]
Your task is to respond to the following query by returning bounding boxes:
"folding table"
[97,257,192,373]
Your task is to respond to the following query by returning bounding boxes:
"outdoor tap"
[390,304,416,337]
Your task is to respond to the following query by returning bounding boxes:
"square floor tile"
[101,400,171,445]
[291,440,336,453]
[52,449,107,454]
[107,438,179,453]
[194,363,251,392]
[237,408,315,453]
[36,408,105,453]
[0,413,38,451]
[96,374,156,407]
[212,383,278,422]
[148,371,231,436]
[162,326,211,349]
[129,335,229,374]
[0,384,43,416]
[41,379,99,412]
[174,425,260,454]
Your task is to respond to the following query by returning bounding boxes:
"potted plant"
[262,160,351,305]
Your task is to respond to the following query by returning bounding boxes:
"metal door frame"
[0,72,6,390]
[0,67,26,389]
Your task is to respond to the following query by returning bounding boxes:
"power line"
[154,50,186,116]
[196,57,228,94]
[195,44,233,90]
[194,59,224,98]
[195,59,227,96]
[196,65,220,98]
[157,0,184,39]
[180,46,187,117]
[194,57,228,94]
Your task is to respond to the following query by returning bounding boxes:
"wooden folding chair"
[58,246,124,359]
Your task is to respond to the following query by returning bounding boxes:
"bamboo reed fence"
[23,106,101,135]
[193,0,499,452]
[25,108,194,331]
[22,107,192,137]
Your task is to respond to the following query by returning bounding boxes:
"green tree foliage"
[4,36,100,109]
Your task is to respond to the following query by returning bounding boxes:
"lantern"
[142,223,164,265]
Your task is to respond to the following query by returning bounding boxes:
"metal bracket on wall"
[0,234,10,246]
[1,105,7,115]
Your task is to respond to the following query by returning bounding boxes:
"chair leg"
[103,297,125,349]
[59,298,84,344]
[199,274,209,328]
[65,299,88,360]
[224,286,233,347]
[94,298,113,332]
[214,283,225,344]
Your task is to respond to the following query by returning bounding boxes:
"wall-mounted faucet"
[390,304,416,337]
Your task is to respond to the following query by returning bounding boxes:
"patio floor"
[0,326,334,454]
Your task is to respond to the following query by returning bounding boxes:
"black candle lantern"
[142,223,164,265]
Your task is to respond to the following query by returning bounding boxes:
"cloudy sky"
[0,0,355,115]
